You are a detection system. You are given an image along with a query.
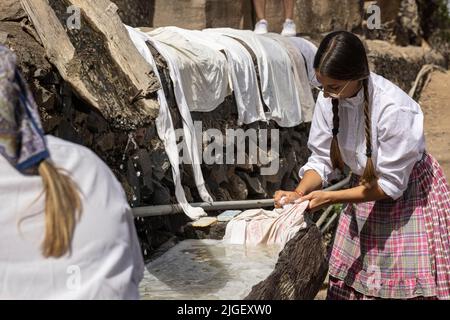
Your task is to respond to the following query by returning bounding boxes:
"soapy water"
[139,239,281,300]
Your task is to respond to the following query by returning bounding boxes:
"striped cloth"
[327,152,450,299]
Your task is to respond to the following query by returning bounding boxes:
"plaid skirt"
[327,152,450,299]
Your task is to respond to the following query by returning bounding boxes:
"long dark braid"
[331,98,345,171]
[360,78,378,187]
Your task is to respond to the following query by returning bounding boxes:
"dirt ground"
[420,70,450,179]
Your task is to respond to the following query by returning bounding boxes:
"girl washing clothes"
[274,31,450,300]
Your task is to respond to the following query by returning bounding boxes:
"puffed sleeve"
[376,104,425,200]
[299,94,335,187]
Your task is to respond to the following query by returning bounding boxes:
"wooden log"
[20,0,160,130]
[244,224,328,300]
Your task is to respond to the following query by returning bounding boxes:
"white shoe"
[281,19,296,37]
[254,19,268,34]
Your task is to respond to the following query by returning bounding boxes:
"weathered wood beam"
[20,0,160,130]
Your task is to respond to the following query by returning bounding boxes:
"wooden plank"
[190,217,218,228]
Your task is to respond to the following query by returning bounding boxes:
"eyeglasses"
[314,80,352,99]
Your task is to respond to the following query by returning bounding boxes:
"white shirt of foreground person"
[299,72,426,200]
[0,135,144,299]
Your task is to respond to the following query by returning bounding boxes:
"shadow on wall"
[149,0,255,30]
[112,0,254,30]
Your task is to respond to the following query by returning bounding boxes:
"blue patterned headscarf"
[0,45,49,173]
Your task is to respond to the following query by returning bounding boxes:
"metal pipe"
[323,175,351,191]
[314,176,351,228]
[316,206,333,228]
[320,211,340,234]
[132,175,351,218]
[132,199,275,217]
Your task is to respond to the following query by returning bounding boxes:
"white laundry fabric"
[196,30,266,125]
[146,27,230,113]
[159,28,266,125]
[126,26,208,220]
[135,28,214,204]
[265,33,315,122]
[205,28,305,127]
[288,37,320,87]
[299,72,426,199]
[0,135,144,299]
[223,200,309,247]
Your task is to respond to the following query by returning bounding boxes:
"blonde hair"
[37,160,82,258]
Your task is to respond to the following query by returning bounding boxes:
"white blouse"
[0,135,144,299]
[299,72,426,200]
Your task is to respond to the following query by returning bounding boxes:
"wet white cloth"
[158,28,266,125]
[137,28,214,204]
[299,72,426,200]
[147,26,230,113]
[0,135,144,299]
[199,30,266,125]
[223,200,309,247]
[126,26,208,220]
[265,33,315,122]
[288,37,320,87]
[205,28,306,127]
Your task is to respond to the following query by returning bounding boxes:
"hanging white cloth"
[126,25,209,220]
[154,28,266,125]
[288,37,320,87]
[132,28,214,204]
[186,29,267,126]
[205,28,305,127]
[264,33,315,122]
[146,26,230,113]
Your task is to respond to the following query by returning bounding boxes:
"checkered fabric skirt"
[327,152,450,300]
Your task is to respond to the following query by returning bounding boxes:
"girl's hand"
[273,190,301,208]
[299,191,335,212]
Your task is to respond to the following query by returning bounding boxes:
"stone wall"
[148,0,254,30]
[264,0,364,34]
[133,0,364,34]
[367,39,446,91]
